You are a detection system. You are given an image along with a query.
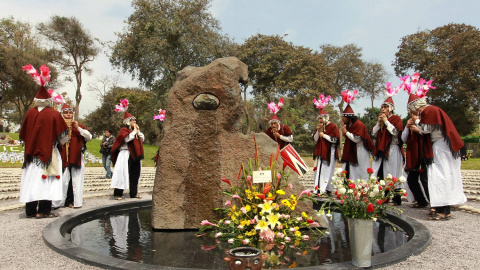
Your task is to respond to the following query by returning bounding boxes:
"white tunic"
[19,148,64,203]
[416,119,466,207]
[110,130,144,190]
[342,132,371,183]
[371,119,404,180]
[313,129,337,193]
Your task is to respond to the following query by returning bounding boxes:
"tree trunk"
[242,83,251,134]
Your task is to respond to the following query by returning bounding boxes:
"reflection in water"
[70,209,409,269]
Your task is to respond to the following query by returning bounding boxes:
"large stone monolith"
[151,57,309,230]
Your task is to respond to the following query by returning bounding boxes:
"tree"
[84,87,161,145]
[360,61,388,108]
[37,16,99,120]
[237,34,334,134]
[0,17,59,124]
[110,0,236,99]
[319,44,365,115]
[394,23,480,135]
[87,74,123,100]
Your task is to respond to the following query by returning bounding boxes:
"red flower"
[403,192,407,196]
[348,183,356,189]
[367,168,374,174]
[313,167,317,171]
[342,170,347,175]
[56,175,60,179]
[256,194,266,199]
[221,178,232,186]
[366,203,375,213]
[336,194,342,199]
[340,200,344,204]
[334,190,338,195]
[392,176,397,183]
[377,199,383,205]
[41,174,47,179]
[314,185,319,191]
[307,219,314,223]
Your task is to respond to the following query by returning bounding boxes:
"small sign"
[252,170,272,184]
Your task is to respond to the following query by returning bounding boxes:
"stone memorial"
[152,57,311,230]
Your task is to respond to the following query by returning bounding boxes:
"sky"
[2,0,480,118]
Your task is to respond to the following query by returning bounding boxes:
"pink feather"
[267,98,284,114]
[341,89,358,104]
[114,99,129,112]
[313,94,331,109]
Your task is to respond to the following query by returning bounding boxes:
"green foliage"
[110,0,236,99]
[394,23,480,136]
[0,17,60,124]
[84,87,161,145]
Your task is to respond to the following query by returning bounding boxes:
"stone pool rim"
[43,199,431,270]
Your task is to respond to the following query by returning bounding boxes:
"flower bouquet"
[198,137,325,267]
[318,167,405,267]
[319,168,405,220]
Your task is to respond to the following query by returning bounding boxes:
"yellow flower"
[258,200,274,215]
[281,199,291,207]
[266,213,281,229]
[245,189,254,200]
[276,189,285,195]
[302,212,308,219]
[290,194,297,200]
[237,235,243,239]
[245,229,256,236]
[244,204,251,212]
[240,219,250,227]
[255,217,269,231]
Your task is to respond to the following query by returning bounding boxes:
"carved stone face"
[226,248,265,270]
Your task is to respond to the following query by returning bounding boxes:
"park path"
[1,167,480,214]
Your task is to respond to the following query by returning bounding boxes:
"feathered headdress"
[396,73,436,107]
[267,98,284,123]
[22,64,51,86]
[341,89,358,116]
[115,99,135,124]
[313,94,331,118]
[47,89,66,106]
[153,108,166,121]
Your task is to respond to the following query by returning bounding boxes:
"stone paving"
[0,167,156,212]
[1,167,480,214]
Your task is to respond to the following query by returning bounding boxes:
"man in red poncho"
[52,104,92,209]
[371,96,404,205]
[313,107,339,195]
[340,103,374,183]
[110,111,145,200]
[408,93,466,220]
[19,64,68,218]
[265,114,293,150]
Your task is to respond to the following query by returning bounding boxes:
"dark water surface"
[71,208,409,269]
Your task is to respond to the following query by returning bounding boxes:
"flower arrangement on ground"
[198,137,324,266]
[319,168,406,220]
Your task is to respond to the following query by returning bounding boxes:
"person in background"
[340,90,374,182]
[100,129,115,179]
[53,104,92,209]
[371,96,404,206]
[312,96,339,195]
[407,91,466,220]
[111,109,145,200]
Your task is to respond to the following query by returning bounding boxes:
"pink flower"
[153,114,165,121]
[232,194,241,200]
[225,200,232,206]
[299,190,311,197]
[259,228,275,243]
[228,239,234,244]
[289,227,296,232]
[240,207,247,214]
[302,235,310,240]
[276,232,285,238]
[224,220,231,225]
[284,236,291,243]
[214,232,222,238]
[242,239,250,245]
[201,220,217,227]
[237,225,244,230]
[287,183,293,189]
[277,172,282,180]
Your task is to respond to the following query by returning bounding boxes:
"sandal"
[427,213,449,221]
[388,202,400,206]
[410,203,428,208]
[133,195,142,199]
[426,209,437,216]
[114,197,123,200]
[36,212,60,219]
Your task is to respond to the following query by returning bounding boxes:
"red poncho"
[420,105,464,163]
[111,127,144,166]
[373,115,404,160]
[60,123,90,169]
[341,120,374,165]
[405,131,423,172]
[20,107,68,167]
[313,122,340,165]
[265,124,292,150]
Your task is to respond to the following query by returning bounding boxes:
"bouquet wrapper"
[280,144,309,176]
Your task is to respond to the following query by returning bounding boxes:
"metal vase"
[347,218,374,267]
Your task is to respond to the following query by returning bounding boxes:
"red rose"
[377,199,383,205]
[366,203,375,213]
[348,183,356,189]
[334,190,338,195]
[41,174,47,179]
[340,200,344,204]
[342,170,347,175]
[56,175,60,179]
[313,167,317,171]
[336,194,342,199]
[367,168,374,174]
[403,192,407,196]
[307,219,314,223]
